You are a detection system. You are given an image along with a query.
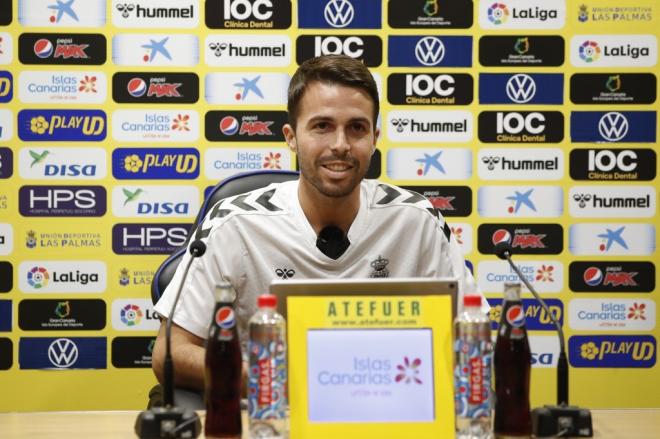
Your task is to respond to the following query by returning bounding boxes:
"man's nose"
[330,129,350,155]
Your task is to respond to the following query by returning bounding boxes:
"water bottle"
[455,295,493,439]
[248,294,287,439]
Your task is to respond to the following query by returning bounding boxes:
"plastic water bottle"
[454,295,493,439]
[248,294,287,439]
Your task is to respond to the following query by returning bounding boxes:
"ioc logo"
[588,150,637,172]
[496,112,545,134]
[314,36,363,57]
[223,0,273,20]
[405,74,454,97]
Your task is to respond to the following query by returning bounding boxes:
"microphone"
[316,225,350,259]
[494,241,593,438]
[135,241,206,438]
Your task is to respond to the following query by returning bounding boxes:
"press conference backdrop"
[0,0,658,411]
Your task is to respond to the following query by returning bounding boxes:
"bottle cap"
[257,294,277,308]
[463,295,482,307]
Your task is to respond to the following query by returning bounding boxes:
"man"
[152,55,479,391]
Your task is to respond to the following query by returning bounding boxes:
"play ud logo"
[18,109,106,142]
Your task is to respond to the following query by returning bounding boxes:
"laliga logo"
[598,112,629,142]
[28,266,50,289]
[120,303,143,326]
[579,40,601,63]
[215,306,236,329]
[506,74,536,104]
[506,304,525,327]
[324,0,355,28]
[415,37,445,66]
[488,2,510,25]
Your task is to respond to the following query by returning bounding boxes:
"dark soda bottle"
[205,282,242,438]
[494,282,532,438]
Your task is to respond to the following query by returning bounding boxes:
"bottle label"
[505,304,525,328]
[248,339,287,420]
[454,338,492,419]
[215,306,236,329]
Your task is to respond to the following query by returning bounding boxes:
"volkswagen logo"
[48,338,79,368]
[414,37,445,66]
[506,74,536,104]
[598,112,629,142]
[324,0,355,28]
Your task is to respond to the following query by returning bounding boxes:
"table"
[0,409,658,438]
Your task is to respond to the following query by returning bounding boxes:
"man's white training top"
[154,179,479,349]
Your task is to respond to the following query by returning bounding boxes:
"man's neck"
[297,181,361,236]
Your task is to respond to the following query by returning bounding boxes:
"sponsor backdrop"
[0,0,657,411]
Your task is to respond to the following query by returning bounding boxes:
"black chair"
[148,169,299,409]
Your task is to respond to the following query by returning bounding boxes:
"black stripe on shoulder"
[443,221,451,241]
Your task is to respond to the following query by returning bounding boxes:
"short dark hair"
[287,55,379,130]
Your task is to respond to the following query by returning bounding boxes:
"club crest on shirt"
[370,255,390,278]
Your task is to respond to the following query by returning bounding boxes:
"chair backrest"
[151,170,299,305]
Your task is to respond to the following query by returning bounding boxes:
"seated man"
[152,54,480,391]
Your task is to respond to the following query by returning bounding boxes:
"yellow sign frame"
[286,295,456,439]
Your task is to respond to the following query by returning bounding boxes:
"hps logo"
[569,335,656,368]
[570,35,657,67]
[112,223,190,255]
[388,36,472,67]
[18,110,106,141]
[112,148,199,180]
[19,185,107,217]
[19,33,107,65]
[298,0,381,29]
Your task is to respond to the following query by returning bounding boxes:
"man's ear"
[282,123,296,153]
[372,126,380,155]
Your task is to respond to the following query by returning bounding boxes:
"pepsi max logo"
[400,186,472,217]
[506,305,526,327]
[113,73,199,104]
[19,33,106,65]
[569,261,654,293]
[479,223,563,255]
[205,111,287,142]
[215,306,236,329]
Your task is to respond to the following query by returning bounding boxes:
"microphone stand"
[495,242,593,437]
[135,242,206,438]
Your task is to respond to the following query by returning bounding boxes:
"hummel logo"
[275,268,295,279]
[481,156,501,170]
[391,118,409,133]
[115,3,135,18]
[573,193,592,208]
[208,42,228,57]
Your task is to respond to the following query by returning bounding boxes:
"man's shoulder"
[201,180,294,226]
[364,180,437,216]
